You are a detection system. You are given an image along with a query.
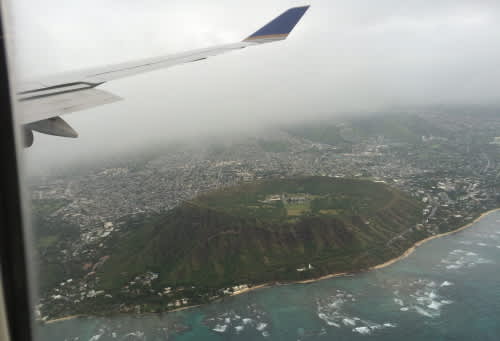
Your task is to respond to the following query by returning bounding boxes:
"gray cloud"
[6,0,500,174]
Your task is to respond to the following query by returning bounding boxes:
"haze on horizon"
[6,0,500,174]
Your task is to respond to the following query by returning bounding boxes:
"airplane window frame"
[0,8,33,341]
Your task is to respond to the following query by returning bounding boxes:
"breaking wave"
[393,278,453,319]
[316,289,396,335]
[439,249,493,271]
[205,304,271,336]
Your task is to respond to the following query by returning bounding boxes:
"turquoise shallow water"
[37,211,500,341]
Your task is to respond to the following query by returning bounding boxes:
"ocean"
[36,210,500,341]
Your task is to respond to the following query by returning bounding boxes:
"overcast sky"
[6,0,500,174]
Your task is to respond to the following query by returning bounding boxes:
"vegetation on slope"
[32,199,82,294]
[98,177,424,294]
[286,114,445,145]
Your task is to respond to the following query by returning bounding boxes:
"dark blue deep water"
[37,210,500,341]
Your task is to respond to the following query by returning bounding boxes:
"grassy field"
[286,202,310,216]
[192,176,396,220]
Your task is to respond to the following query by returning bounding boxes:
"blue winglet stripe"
[245,6,309,40]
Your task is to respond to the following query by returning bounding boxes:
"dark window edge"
[0,6,34,341]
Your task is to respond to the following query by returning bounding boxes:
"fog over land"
[7,0,500,173]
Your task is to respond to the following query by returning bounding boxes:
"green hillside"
[98,177,424,294]
[287,114,445,145]
[32,199,82,294]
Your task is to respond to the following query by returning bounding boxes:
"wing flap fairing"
[27,116,78,138]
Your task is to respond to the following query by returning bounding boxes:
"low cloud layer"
[6,0,500,173]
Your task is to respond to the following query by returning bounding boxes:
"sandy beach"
[296,272,349,284]
[230,283,269,296]
[44,315,82,324]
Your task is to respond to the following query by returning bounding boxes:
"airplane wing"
[16,5,310,146]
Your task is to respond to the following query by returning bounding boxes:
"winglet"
[243,6,310,43]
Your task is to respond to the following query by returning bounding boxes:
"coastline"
[44,207,500,324]
[369,207,500,271]
[295,272,349,284]
[157,304,202,313]
[44,315,82,324]
[230,283,269,296]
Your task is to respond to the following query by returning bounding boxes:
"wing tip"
[243,5,310,42]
